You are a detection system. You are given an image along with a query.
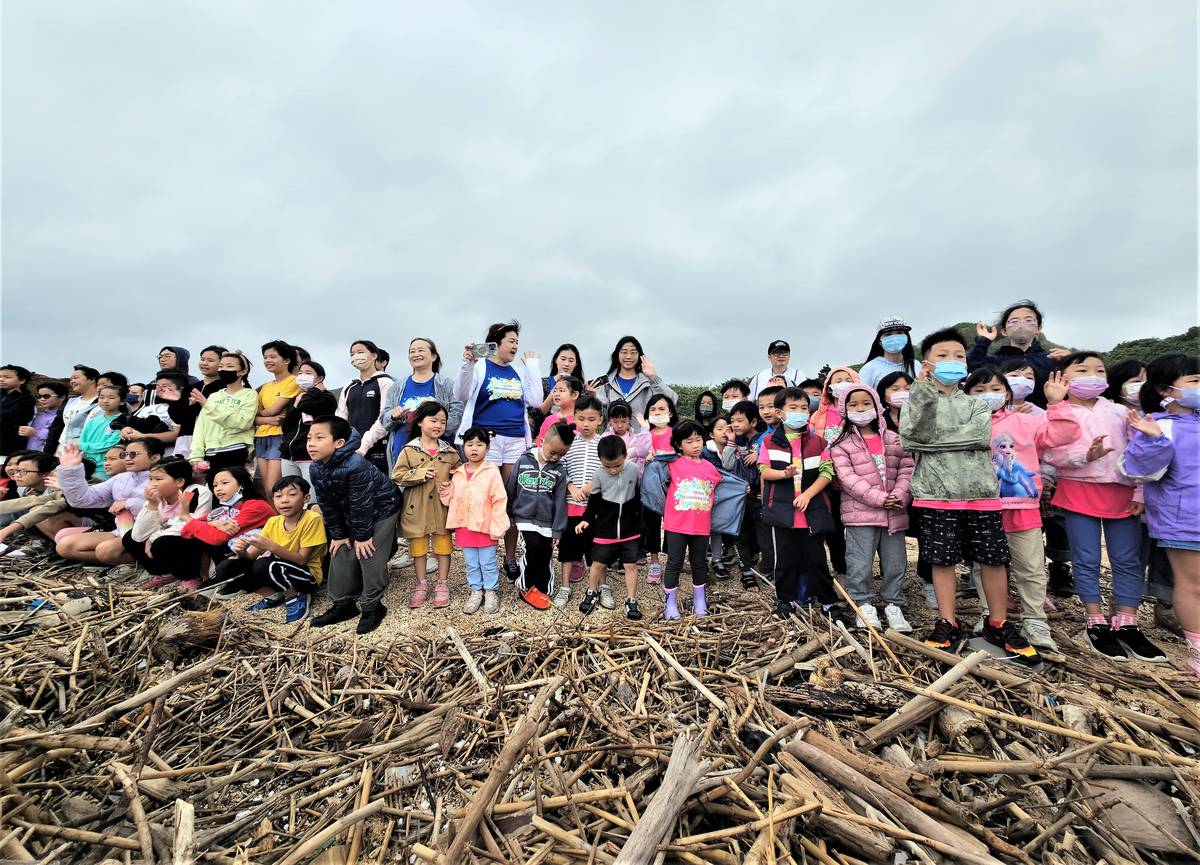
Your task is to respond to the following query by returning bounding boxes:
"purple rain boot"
[693,584,708,617]
[664,587,680,621]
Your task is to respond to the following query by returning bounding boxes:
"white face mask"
[721,398,738,412]
[887,391,910,408]
[350,352,372,370]
[295,373,315,391]
[1005,376,1035,400]
[648,413,670,427]
[847,408,878,426]
[829,381,853,399]
[1122,382,1143,405]
[979,391,1008,412]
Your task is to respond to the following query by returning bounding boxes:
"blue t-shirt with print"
[390,376,438,458]
[473,359,526,437]
[614,374,636,396]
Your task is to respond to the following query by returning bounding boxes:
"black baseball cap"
[767,340,790,354]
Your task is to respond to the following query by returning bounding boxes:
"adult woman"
[455,321,543,578]
[858,317,916,390]
[590,336,676,432]
[189,352,257,478]
[968,300,1069,407]
[335,339,394,473]
[376,337,461,469]
[254,340,301,495]
[281,360,338,493]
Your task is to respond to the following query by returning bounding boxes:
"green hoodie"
[899,379,998,502]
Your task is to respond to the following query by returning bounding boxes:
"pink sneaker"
[409,580,428,608]
[647,563,661,584]
[177,579,202,592]
[1187,645,1200,682]
[140,574,175,590]
[569,561,586,583]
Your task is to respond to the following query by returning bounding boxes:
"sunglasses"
[36,393,57,399]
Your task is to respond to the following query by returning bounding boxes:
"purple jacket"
[1121,411,1200,543]
[57,463,150,516]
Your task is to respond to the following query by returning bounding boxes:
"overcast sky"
[3,1,1196,389]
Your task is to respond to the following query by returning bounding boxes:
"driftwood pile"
[1,558,1199,865]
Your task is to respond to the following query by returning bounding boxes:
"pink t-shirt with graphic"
[663,457,722,536]
[650,426,674,457]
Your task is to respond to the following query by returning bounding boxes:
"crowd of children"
[0,307,1197,679]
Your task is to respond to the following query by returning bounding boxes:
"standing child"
[506,421,573,608]
[641,393,678,584]
[964,368,1077,649]
[1042,352,1167,662]
[441,427,510,614]
[728,399,765,588]
[601,401,651,477]
[703,416,739,579]
[1122,354,1200,679]
[829,384,915,632]
[214,476,326,624]
[554,396,604,606]
[392,402,462,609]
[78,385,127,479]
[1001,361,1046,417]
[308,416,402,635]
[900,328,1040,667]
[576,435,644,619]
[537,376,582,444]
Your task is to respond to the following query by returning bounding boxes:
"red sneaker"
[522,587,553,610]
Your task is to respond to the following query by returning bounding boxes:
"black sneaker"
[1084,623,1128,661]
[773,599,795,620]
[503,560,521,583]
[624,598,643,620]
[312,602,358,628]
[740,571,758,591]
[712,561,730,581]
[1114,625,1167,662]
[923,618,965,652]
[1047,562,1075,598]
[356,604,387,635]
[824,602,855,628]
[578,589,599,615]
[981,620,1042,668]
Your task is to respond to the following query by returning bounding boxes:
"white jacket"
[454,357,543,444]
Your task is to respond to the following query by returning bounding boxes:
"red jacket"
[180,498,275,545]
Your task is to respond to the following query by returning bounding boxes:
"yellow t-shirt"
[256,375,301,437]
[259,510,327,583]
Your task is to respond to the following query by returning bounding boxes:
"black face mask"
[217,370,239,385]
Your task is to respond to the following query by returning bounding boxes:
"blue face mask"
[784,411,809,429]
[880,334,908,354]
[933,360,968,384]
[126,394,140,406]
[807,395,819,411]
[1175,387,1200,410]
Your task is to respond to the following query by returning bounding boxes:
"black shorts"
[918,508,1010,568]
[591,537,641,566]
[558,515,593,563]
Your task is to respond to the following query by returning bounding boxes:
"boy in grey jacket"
[505,421,573,608]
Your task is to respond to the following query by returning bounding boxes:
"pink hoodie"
[829,385,914,534]
[989,402,1079,510]
[1041,397,1136,488]
[601,426,652,477]
[811,366,861,444]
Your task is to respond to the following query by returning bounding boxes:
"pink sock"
[1111,612,1137,629]
[1185,630,1200,651]
[1086,614,1107,628]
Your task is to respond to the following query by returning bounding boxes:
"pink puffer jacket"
[830,384,914,534]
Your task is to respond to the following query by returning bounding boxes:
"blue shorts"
[1158,539,1200,552]
[254,435,284,460]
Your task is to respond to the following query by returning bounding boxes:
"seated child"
[121,457,214,588]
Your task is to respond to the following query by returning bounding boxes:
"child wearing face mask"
[692,391,719,423]
[719,380,750,418]
[281,361,337,496]
[1103,360,1147,410]
[999,361,1045,417]
[641,394,678,584]
[811,368,860,581]
[1042,351,1166,664]
[600,401,651,477]
[829,383,915,633]
[964,367,1078,651]
[857,317,916,390]
[190,352,258,478]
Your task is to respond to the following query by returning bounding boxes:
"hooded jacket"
[505,447,569,539]
[0,387,34,456]
[810,366,862,443]
[967,338,1057,408]
[310,430,401,542]
[579,460,643,541]
[641,453,748,536]
[189,387,258,461]
[1121,410,1200,543]
[600,427,652,477]
[336,372,394,455]
[987,402,1080,509]
[1041,397,1138,488]
[899,379,998,502]
[391,438,462,538]
[829,385,913,533]
[57,463,151,516]
[375,373,463,468]
[154,346,201,389]
[592,372,678,433]
[455,357,543,444]
[131,484,212,544]
[440,460,510,540]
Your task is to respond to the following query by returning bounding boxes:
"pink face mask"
[1067,376,1108,399]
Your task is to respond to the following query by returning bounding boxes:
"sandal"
[409,580,429,608]
[432,582,450,608]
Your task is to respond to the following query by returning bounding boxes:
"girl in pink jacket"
[440,427,510,615]
[965,367,1078,651]
[1042,352,1165,664]
[829,384,914,633]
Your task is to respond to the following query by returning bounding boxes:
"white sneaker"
[855,603,881,630]
[388,551,412,570]
[598,584,616,609]
[551,585,571,608]
[462,589,484,614]
[922,583,938,610]
[1021,618,1057,651]
[483,590,500,614]
[883,604,913,634]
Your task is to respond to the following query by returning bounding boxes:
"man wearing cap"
[748,340,804,400]
[857,317,916,389]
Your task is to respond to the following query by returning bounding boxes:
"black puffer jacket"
[282,389,338,462]
[310,431,401,541]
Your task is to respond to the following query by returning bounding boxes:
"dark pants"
[121,533,229,582]
[664,531,709,589]
[823,489,847,575]
[214,554,318,595]
[520,530,555,594]
[558,515,593,564]
[755,511,776,579]
[736,496,760,567]
[326,513,399,611]
[1044,508,1071,565]
[908,505,933,583]
[772,526,836,605]
[641,509,662,555]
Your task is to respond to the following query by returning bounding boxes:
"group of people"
[0,302,1196,679]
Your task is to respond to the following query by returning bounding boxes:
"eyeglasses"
[1006,317,1038,327]
[8,469,40,476]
